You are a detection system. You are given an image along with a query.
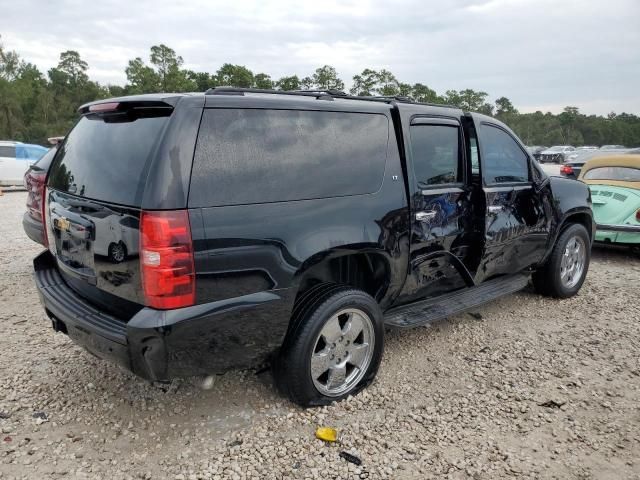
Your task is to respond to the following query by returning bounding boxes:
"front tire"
[533,223,590,298]
[274,286,385,407]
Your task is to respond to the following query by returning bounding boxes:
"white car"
[0,141,49,186]
[538,145,576,164]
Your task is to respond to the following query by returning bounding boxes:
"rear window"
[584,166,640,182]
[189,109,389,207]
[48,113,170,206]
[0,145,16,158]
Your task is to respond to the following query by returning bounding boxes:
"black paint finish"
[33,91,594,381]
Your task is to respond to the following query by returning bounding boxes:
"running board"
[384,273,530,328]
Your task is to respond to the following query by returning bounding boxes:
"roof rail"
[204,86,457,109]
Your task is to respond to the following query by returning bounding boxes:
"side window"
[470,136,480,175]
[409,124,460,187]
[0,145,16,158]
[189,109,389,207]
[480,125,529,184]
[16,146,28,159]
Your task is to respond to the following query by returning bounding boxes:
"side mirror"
[531,159,550,192]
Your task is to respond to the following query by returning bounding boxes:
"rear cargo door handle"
[415,211,437,221]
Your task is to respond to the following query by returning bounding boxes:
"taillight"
[560,165,574,176]
[636,209,640,222]
[42,186,48,248]
[24,170,46,222]
[140,210,195,309]
[24,169,49,246]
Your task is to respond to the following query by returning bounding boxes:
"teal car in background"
[578,154,640,246]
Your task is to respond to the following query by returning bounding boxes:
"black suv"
[33,88,594,407]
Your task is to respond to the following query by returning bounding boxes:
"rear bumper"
[33,251,292,381]
[22,212,45,245]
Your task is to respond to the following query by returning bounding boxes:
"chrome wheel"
[109,243,126,263]
[310,308,374,397]
[560,235,586,289]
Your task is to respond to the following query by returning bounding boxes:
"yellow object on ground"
[315,427,338,442]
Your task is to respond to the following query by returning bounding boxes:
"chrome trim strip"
[597,224,640,233]
[483,184,532,193]
[420,187,465,195]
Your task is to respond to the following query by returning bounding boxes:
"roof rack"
[204,86,457,109]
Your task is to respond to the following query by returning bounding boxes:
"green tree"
[0,35,21,81]
[125,57,160,94]
[216,63,254,88]
[411,83,441,103]
[57,50,89,85]
[150,44,180,91]
[350,68,378,95]
[375,70,399,96]
[187,71,215,91]
[275,75,301,91]
[310,65,344,91]
[495,96,518,116]
[253,73,273,89]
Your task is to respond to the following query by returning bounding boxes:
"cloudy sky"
[1,0,638,114]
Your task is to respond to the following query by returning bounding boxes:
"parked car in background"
[32,89,594,406]
[600,145,626,150]
[579,154,640,246]
[562,148,630,179]
[23,146,57,245]
[539,145,575,163]
[526,145,547,161]
[577,146,598,151]
[0,141,48,186]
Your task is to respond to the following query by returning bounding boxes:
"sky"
[1,0,638,115]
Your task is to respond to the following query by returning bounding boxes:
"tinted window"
[409,125,460,187]
[480,125,529,183]
[0,146,16,158]
[190,109,389,207]
[48,114,170,206]
[32,147,56,172]
[584,166,640,181]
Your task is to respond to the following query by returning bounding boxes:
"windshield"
[584,166,640,182]
[547,146,565,151]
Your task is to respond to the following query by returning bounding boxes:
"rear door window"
[189,109,389,207]
[48,113,170,206]
[0,145,16,158]
[409,124,460,187]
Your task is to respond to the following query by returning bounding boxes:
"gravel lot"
[1,191,640,480]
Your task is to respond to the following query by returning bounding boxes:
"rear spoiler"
[77,100,174,116]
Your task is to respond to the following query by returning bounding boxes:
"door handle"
[415,210,437,221]
[488,205,503,213]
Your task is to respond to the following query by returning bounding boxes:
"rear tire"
[108,242,127,263]
[533,223,590,298]
[274,286,384,407]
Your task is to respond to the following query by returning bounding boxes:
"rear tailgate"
[44,100,174,319]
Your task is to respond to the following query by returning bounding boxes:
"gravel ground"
[1,191,640,480]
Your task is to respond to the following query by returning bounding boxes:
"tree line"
[1,39,639,148]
